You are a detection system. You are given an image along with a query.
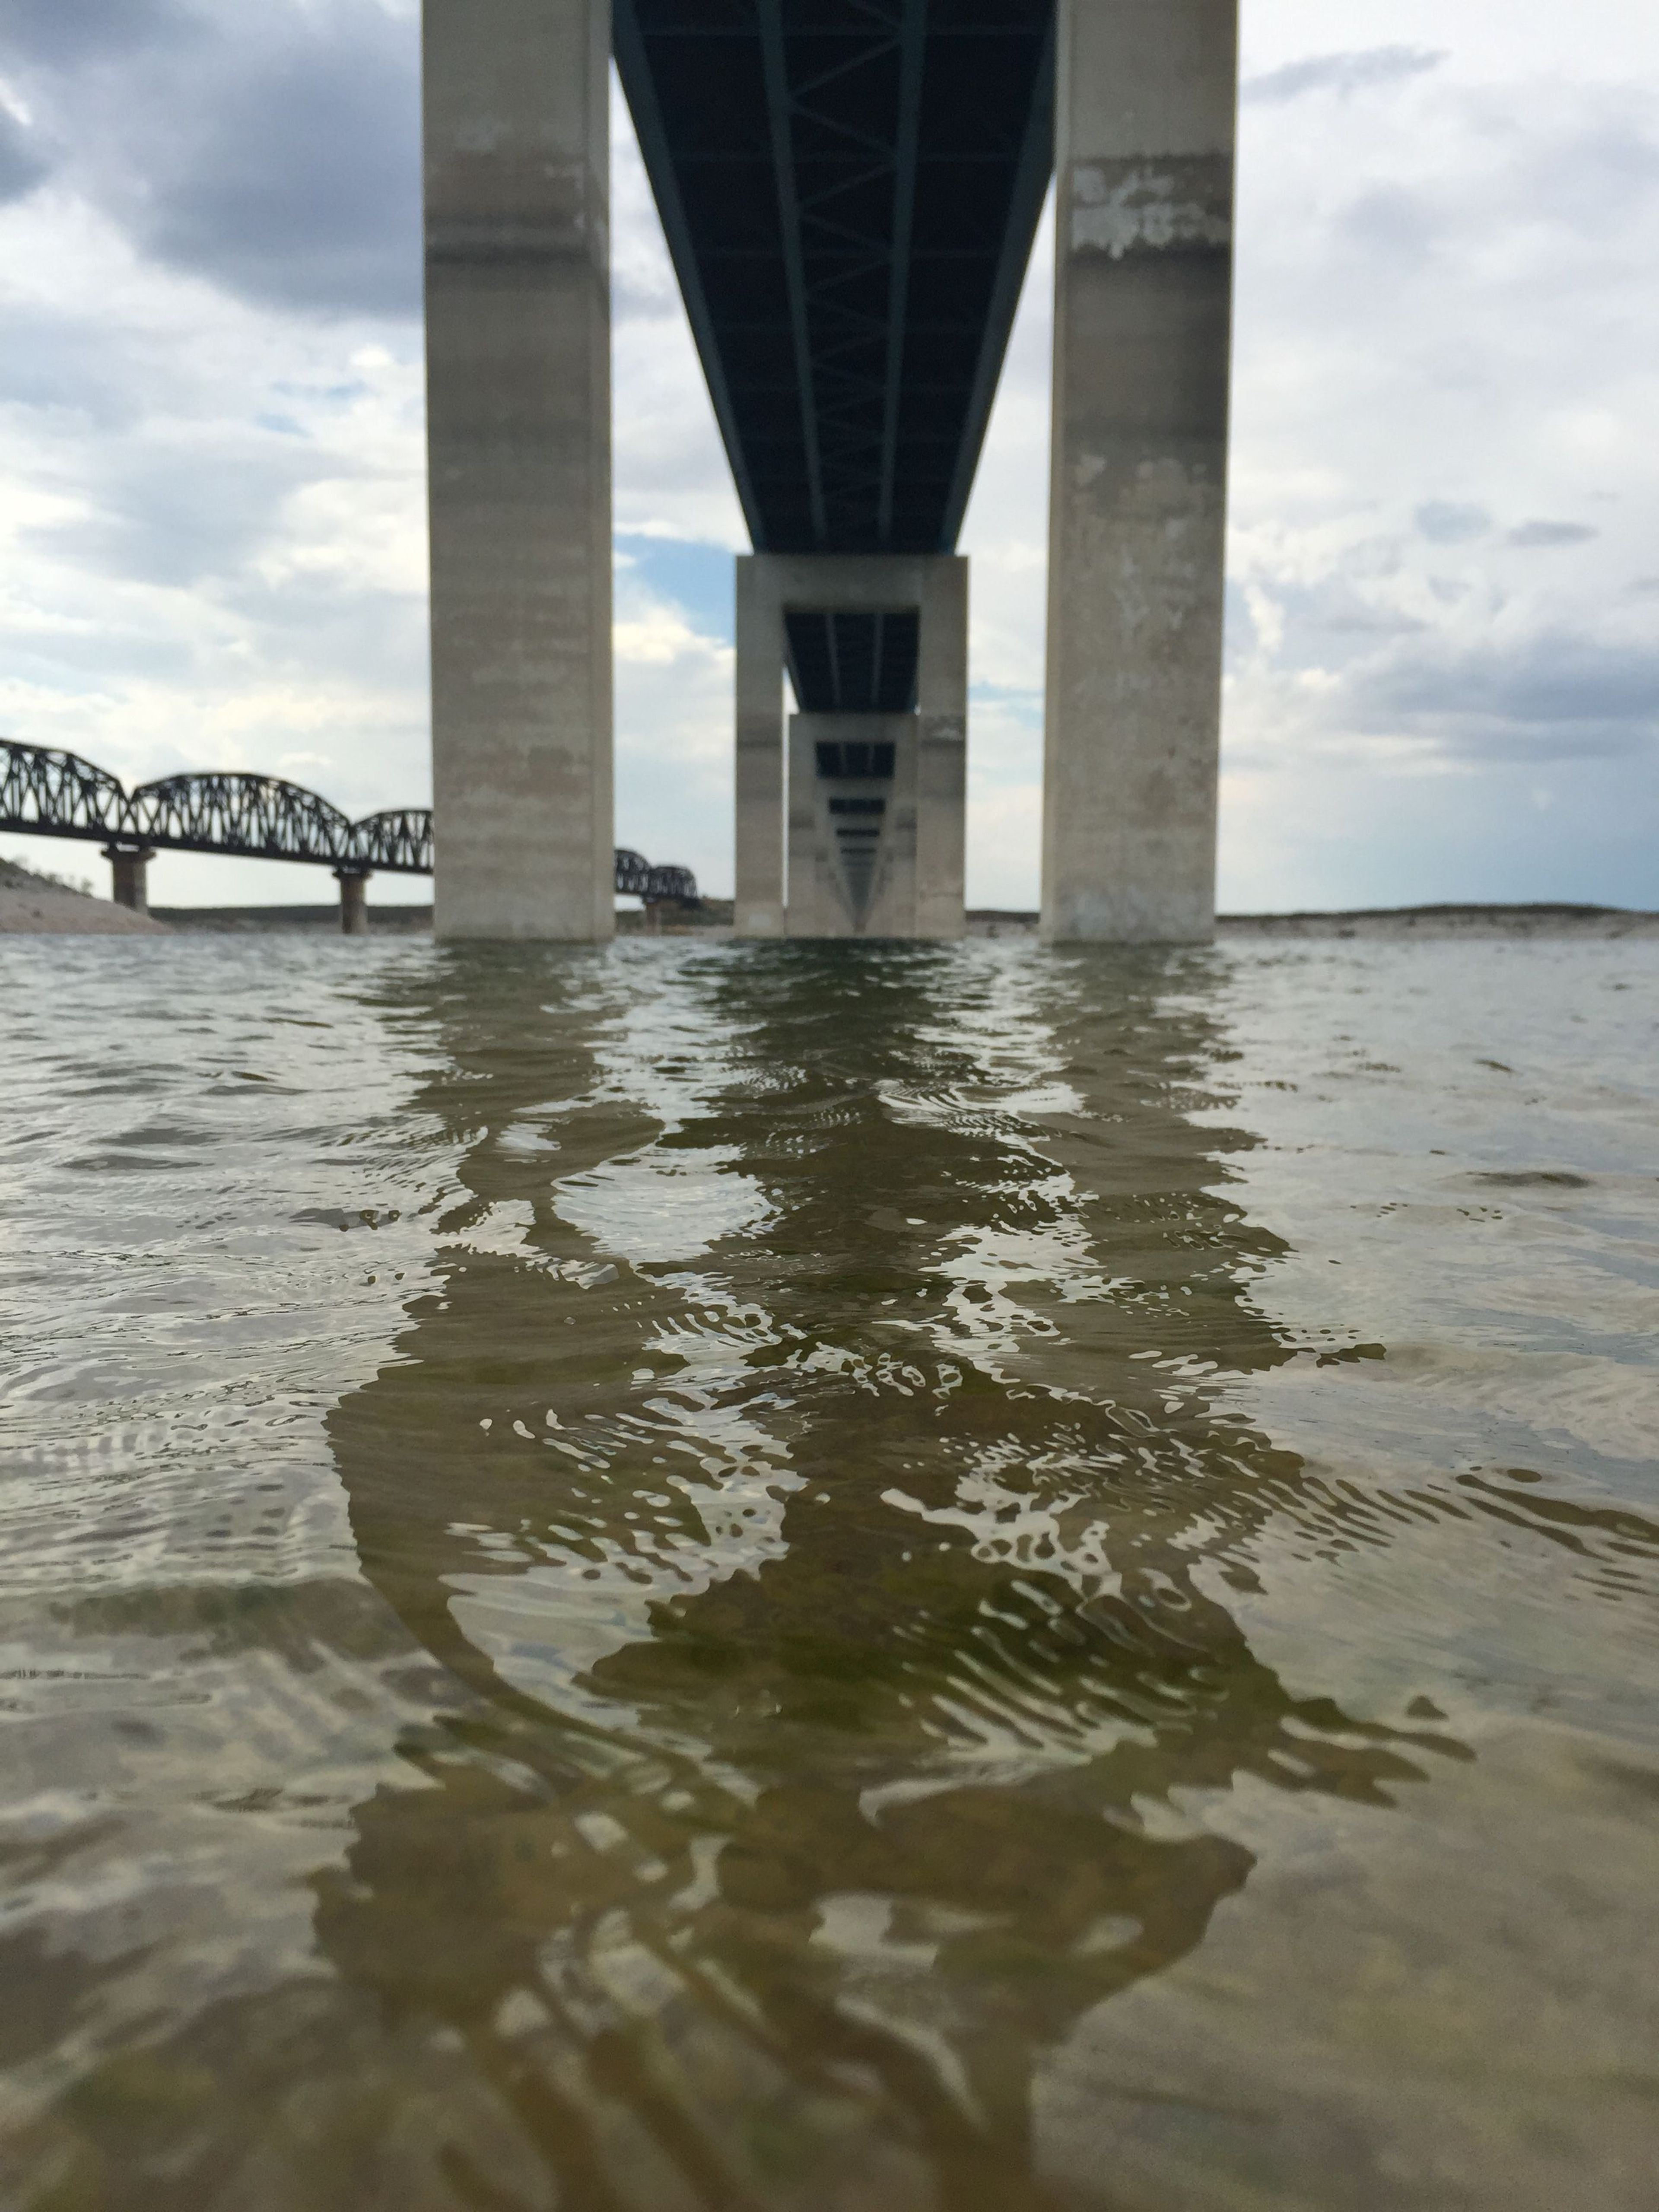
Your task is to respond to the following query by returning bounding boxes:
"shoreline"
[3,861,1656,944]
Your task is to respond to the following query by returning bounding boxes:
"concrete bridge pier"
[734,554,967,941]
[103,844,155,913]
[334,867,372,936]
[423,0,613,942]
[1042,0,1237,944]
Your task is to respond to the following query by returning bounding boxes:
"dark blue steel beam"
[756,0,830,545]
[614,2,1056,558]
[877,0,926,546]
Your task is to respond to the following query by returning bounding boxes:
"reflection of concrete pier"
[309,944,1458,2206]
[423,4,1237,944]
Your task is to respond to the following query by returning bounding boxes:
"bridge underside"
[614,0,1054,568]
[423,0,1237,944]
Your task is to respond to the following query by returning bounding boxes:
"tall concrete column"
[914,560,968,942]
[732,553,967,941]
[1042,0,1237,944]
[734,556,786,939]
[103,845,154,912]
[425,0,613,941]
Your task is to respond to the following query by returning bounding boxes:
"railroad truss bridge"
[0,739,697,931]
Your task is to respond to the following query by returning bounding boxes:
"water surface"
[1,935,1656,2210]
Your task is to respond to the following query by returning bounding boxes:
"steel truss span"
[615,0,1055,557]
[0,741,699,903]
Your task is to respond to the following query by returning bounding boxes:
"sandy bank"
[4,877,1654,941]
[0,860,169,935]
[1217,903,1659,940]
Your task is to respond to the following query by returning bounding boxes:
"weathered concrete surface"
[103,846,154,913]
[334,869,371,936]
[733,555,788,939]
[734,553,967,941]
[425,0,613,941]
[0,858,168,934]
[1042,0,1237,944]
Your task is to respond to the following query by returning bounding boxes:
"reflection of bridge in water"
[302,947,1467,2205]
[0,737,699,932]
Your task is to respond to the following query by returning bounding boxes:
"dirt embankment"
[0,858,169,935]
[3,868,1654,942]
[1217,903,1659,940]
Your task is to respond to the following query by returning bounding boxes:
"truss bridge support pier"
[735,555,967,942]
[102,843,155,914]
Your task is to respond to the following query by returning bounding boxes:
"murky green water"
[1,935,1656,2211]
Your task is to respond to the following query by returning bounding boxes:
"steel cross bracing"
[0,742,699,903]
[614,0,1055,558]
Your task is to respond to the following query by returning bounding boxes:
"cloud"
[5,0,422,320]
[0,0,190,70]
[1360,631,1659,761]
[1415,501,1491,545]
[0,105,50,204]
[1243,47,1446,106]
[128,17,422,318]
[1,0,1657,915]
[25,438,337,588]
[1506,519,1599,547]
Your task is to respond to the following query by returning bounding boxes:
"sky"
[0,0,1655,913]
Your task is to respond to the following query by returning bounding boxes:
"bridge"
[427,0,1236,942]
[0,740,697,932]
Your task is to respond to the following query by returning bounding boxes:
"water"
[1,934,1656,2212]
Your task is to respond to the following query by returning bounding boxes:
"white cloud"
[1242,45,1446,107]
[0,0,1655,914]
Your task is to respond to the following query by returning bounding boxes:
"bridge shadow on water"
[13,942,1478,2212]
[297,941,1469,2212]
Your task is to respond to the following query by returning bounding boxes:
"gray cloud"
[128,18,422,318]
[1363,631,1659,762]
[4,1,421,319]
[1243,47,1446,106]
[1507,520,1599,547]
[1338,184,1441,259]
[1515,111,1659,237]
[0,106,51,204]
[1416,501,1491,545]
[26,438,339,589]
[0,0,190,70]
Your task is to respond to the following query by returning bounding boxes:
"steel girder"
[614,0,1055,557]
[0,744,130,846]
[124,772,357,863]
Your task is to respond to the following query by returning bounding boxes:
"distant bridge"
[0,739,699,928]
